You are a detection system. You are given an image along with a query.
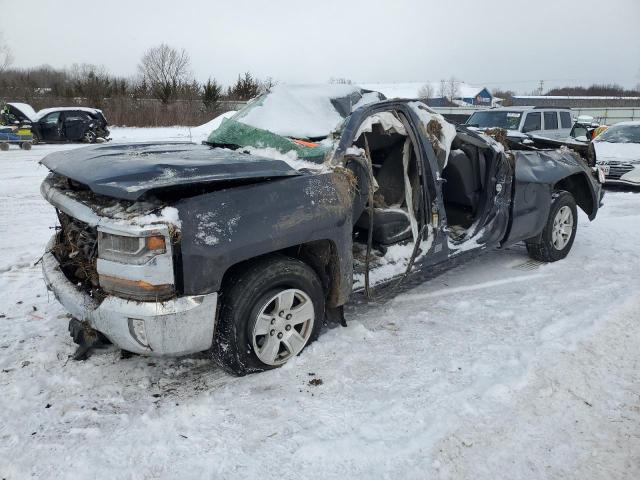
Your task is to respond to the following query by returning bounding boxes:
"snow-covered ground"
[1,132,639,479]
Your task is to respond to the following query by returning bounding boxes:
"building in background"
[360,82,495,107]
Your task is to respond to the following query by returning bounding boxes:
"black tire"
[83,131,96,143]
[20,142,32,151]
[212,255,325,376]
[526,190,578,262]
[0,143,9,151]
[31,132,40,145]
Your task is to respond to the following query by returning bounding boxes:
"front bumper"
[42,236,217,356]
[601,163,640,187]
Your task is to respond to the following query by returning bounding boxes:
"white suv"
[465,107,574,140]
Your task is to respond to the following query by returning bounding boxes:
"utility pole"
[537,80,545,95]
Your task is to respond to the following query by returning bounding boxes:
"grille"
[607,163,634,180]
[52,211,103,299]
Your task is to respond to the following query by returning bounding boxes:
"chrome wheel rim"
[551,206,573,250]
[251,289,314,366]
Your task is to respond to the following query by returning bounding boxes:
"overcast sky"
[2,0,639,93]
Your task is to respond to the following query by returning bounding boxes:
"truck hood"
[40,142,302,201]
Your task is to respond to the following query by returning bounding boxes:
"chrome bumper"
[42,236,217,356]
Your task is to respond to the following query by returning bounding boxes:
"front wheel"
[526,190,578,262]
[212,255,324,376]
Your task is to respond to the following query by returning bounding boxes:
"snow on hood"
[594,141,640,163]
[7,103,38,122]
[35,107,102,121]
[232,84,383,139]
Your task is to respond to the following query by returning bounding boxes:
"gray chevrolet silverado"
[40,85,603,375]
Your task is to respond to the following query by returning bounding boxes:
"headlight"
[98,232,166,265]
[97,231,175,301]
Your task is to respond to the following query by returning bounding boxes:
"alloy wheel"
[551,206,573,250]
[251,288,315,366]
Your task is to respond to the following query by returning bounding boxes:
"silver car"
[592,121,640,187]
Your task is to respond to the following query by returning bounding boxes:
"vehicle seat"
[356,143,412,245]
[372,143,405,205]
[356,208,412,245]
[442,149,484,210]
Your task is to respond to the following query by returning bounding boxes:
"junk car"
[6,103,110,144]
[39,85,602,375]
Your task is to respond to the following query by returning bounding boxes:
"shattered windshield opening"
[205,85,384,161]
[595,124,640,144]
[466,111,522,130]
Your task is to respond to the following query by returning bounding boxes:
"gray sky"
[2,0,639,93]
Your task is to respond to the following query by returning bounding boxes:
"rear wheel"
[0,143,9,151]
[83,131,96,143]
[20,142,32,150]
[526,190,577,262]
[212,255,324,376]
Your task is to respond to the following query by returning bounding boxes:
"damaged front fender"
[175,171,357,305]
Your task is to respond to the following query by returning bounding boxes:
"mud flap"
[325,305,347,328]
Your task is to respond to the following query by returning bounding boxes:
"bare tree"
[69,63,111,107]
[260,76,278,94]
[438,79,447,99]
[492,89,515,106]
[138,43,191,104]
[0,32,14,73]
[446,76,460,102]
[418,83,434,101]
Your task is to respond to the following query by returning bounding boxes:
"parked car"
[5,103,110,144]
[38,85,602,375]
[465,106,574,142]
[590,121,640,186]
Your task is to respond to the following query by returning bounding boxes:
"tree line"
[0,43,273,127]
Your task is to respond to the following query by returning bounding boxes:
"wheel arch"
[219,239,344,309]
[553,172,595,219]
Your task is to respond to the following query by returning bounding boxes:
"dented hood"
[40,142,301,200]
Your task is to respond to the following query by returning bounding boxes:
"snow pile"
[188,110,236,142]
[239,146,326,171]
[233,84,375,139]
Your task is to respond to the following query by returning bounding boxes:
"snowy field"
[1,131,639,479]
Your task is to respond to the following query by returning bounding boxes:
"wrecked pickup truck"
[40,85,602,375]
